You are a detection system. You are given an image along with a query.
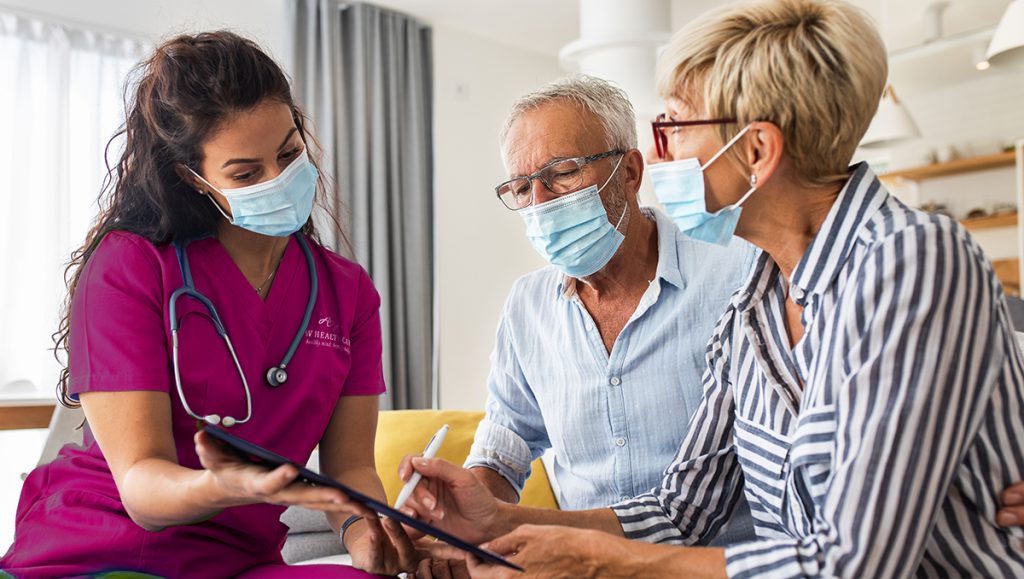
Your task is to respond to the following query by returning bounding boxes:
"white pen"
[394,424,449,511]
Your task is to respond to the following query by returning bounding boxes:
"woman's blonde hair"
[657,0,888,184]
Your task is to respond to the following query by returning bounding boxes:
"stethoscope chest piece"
[266,366,288,387]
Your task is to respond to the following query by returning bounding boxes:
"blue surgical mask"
[518,157,627,278]
[648,125,756,246]
[189,149,318,237]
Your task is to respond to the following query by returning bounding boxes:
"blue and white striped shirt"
[612,163,1024,577]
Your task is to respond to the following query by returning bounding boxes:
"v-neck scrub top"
[1,231,387,578]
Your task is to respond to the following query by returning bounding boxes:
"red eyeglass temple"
[650,116,739,160]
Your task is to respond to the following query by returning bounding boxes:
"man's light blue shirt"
[465,207,758,543]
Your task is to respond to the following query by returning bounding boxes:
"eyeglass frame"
[494,148,625,211]
[651,113,737,160]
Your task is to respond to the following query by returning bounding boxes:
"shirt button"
[614,437,627,447]
[620,495,630,502]
[585,322,594,331]
[609,377,621,386]
[792,287,805,300]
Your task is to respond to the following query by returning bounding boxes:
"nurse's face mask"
[188,148,318,237]
[648,123,758,246]
[504,151,628,278]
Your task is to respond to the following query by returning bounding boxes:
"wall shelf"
[993,258,1021,297]
[881,151,1016,182]
[961,213,1018,231]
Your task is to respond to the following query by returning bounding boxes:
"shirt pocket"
[786,403,838,519]
[733,413,792,515]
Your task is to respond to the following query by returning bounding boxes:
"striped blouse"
[611,163,1024,577]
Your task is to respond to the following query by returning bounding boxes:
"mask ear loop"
[598,153,630,232]
[731,174,759,209]
[186,167,235,224]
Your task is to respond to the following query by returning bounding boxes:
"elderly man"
[461,75,756,543]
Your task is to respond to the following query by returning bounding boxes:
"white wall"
[431,25,559,410]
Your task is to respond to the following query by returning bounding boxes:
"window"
[0,12,149,402]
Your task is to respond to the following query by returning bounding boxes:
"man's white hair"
[500,74,638,159]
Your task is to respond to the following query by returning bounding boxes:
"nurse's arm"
[318,395,389,542]
[80,390,364,531]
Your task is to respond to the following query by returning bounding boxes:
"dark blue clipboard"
[203,425,524,572]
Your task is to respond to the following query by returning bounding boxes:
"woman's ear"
[744,121,784,186]
[174,164,207,195]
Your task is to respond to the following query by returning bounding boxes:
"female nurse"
[1,31,421,578]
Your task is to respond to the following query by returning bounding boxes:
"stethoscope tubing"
[169,233,318,426]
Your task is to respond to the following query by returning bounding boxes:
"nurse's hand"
[396,456,509,544]
[345,515,428,576]
[194,430,373,517]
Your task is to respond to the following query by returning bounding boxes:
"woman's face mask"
[647,124,757,246]
[189,148,318,237]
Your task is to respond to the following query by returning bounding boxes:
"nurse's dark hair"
[53,30,348,408]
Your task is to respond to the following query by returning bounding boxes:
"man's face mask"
[517,154,628,278]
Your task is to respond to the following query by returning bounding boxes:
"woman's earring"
[750,174,758,187]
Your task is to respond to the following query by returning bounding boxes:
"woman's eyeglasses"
[651,113,737,159]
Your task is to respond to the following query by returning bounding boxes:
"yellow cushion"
[375,410,558,510]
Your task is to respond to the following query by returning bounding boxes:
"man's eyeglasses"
[651,113,736,159]
[495,149,624,211]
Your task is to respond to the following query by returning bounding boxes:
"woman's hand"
[396,455,509,544]
[345,515,426,576]
[467,525,614,579]
[194,430,373,517]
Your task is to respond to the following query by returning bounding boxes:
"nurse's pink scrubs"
[1,231,388,578]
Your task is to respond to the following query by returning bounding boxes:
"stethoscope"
[169,233,318,427]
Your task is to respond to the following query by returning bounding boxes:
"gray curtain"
[292,1,435,410]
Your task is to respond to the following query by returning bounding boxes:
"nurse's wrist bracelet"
[340,515,364,547]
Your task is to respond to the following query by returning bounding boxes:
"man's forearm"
[470,466,521,504]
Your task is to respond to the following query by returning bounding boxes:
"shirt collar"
[556,207,681,300]
[789,162,889,306]
[734,162,888,311]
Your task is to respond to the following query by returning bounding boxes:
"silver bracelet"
[340,515,364,547]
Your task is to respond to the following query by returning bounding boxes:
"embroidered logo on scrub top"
[305,316,348,351]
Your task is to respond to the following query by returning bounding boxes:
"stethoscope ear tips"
[266,367,288,387]
[203,414,237,427]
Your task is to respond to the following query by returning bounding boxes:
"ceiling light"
[861,85,921,149]
[987,0,1024,68]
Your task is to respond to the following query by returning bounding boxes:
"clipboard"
[203,425,524,572]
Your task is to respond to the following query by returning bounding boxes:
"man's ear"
[174,164,207,195]
[622,148,646,201]
[743,121,784,186]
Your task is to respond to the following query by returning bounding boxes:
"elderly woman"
[397,0,1024,577]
